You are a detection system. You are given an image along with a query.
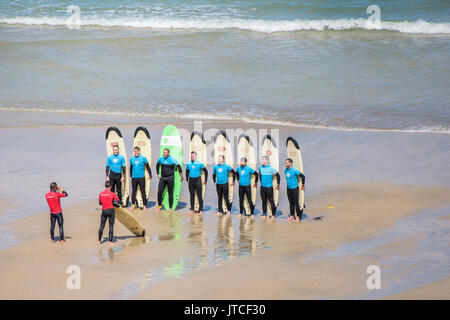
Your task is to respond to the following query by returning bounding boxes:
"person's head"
[163,148,170,157]
[134,146,141,157]
[218,155,225,164]
[285,158,293,169]
[240,157,247,167]
[112,144,119,156]
[105,181,111,189]
[50,182,57,191]
[190,151,197,162]
[261,155,269,166]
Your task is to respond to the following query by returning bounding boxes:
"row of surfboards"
[105,125,304,237]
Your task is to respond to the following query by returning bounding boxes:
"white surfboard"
[261,135,279,216]
[214,130,234,213]
[105,127,130,206]
[286,137,305,214]
[133,126,151,209]
[237,134,257,216]
[189,131,207,213]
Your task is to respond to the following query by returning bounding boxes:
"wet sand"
[0,120,449,299]
[0,182,449,299]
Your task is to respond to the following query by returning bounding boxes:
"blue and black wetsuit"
[156,155,182,208]
[186,160,208,212]
[284,167,306,220]
[106,153,126,204]
[258,164,280,216]
[130,155,152,208]
[236,165,259,215]
[213,163,236,213]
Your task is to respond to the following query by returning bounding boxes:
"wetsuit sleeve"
[156,161,161,176]
[254,171,259,184]
[186,168,190,182]
[299,172,305,186]
[176,164,183,173]
[106,166,110,177]
[202,167,208,183]
[99,194,102,206]
[145,162,152,177]
[121,166,126,176]
[236,169,240,182]
[212,167,216,183]
[275,172,281,185]
[231,169,236,183]
[130,164,133,177]
[57,191,68,198]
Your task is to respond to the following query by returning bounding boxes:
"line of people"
[44,143,305,244]
[105,144,305,221]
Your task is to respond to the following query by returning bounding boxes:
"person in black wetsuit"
[212,155,236,217]
[105,144,126,206]
[130,146,152,210]
[236,157,258,219]
[185,151,208,216]
[156,148,183,212]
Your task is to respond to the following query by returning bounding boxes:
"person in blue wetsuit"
[106,144,126,206]
[185,151,208,215]
[212,155,235,216]
[156,148,183,212]
[258,155,280,221]
[284,158,306,223]
[129,146,152,211]
[236,157,258,219]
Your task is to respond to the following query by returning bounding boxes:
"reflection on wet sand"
[115,213,271,298]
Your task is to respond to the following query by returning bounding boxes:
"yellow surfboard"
[114,206,145,237]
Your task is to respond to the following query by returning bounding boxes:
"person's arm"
[121,166,126,176]
[236,169,240,183]
[299,172,305,186]
[212,167,217,184]
[254,171,259,184]
[156,161,161,176]
[106,166,110,177]
[130,164,133,178]
[230,169,236,183]
[275,172,281,185]
[202,167,208,183]
[185,167,190,182]
[145,163,152,178]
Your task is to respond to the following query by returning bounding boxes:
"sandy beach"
[0,119,449,299]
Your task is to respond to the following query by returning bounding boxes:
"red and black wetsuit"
[45,190,68,241]
[98,188,119,242]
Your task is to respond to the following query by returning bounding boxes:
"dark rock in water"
[313,216,324,221]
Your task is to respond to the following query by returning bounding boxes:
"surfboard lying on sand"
[261,134,279,216]
[237,134,257,216]
[159,125,183,211]
[286,136,305,214]
[114,206,145,237]
[105,127,130,206]
[133,126,152,209]
[189,131,207,213]
[214,130,234,213]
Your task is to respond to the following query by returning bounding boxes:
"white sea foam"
[1,17,450,34]
[0,106,448,134]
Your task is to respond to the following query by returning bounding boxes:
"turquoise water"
[0,0,449,132]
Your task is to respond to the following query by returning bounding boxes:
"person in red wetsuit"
[45,182,68,244]
[98,181,119,246]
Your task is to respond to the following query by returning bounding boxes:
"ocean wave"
[0,106,448,134]
[1,17,450,34]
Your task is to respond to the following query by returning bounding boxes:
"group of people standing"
[45,139,305,245]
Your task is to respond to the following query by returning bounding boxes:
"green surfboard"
[159,125,183,210]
